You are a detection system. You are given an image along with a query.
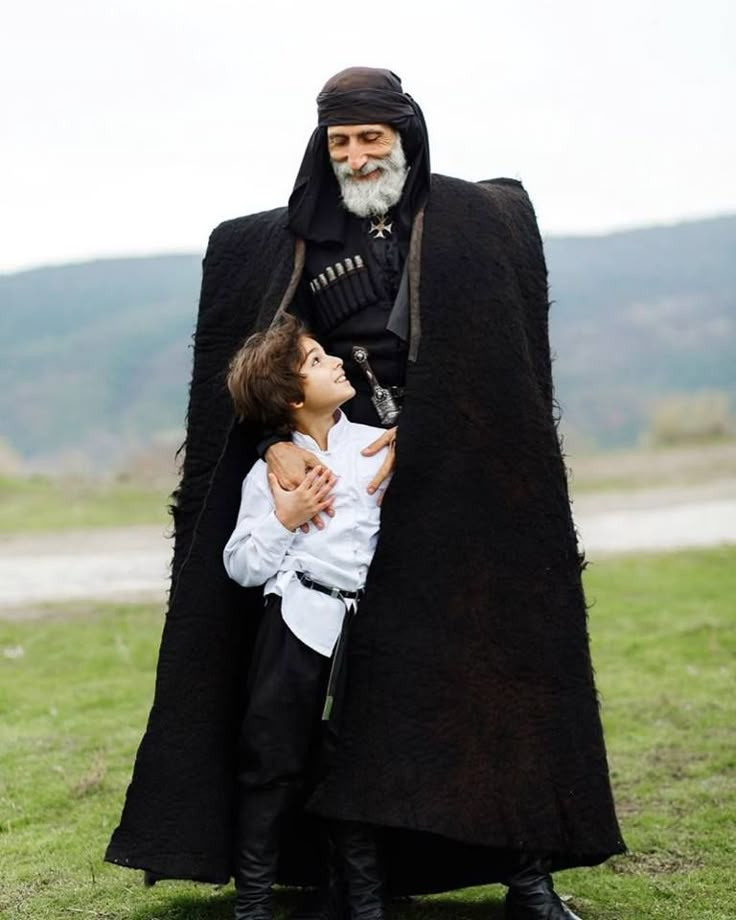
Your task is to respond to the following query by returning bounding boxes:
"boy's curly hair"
[226,313,309,432]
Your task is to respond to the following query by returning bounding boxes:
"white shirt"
[223,410,388,656]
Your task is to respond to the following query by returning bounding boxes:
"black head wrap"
[288,67,431,243]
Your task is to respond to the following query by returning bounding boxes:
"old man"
[106,67,624,920]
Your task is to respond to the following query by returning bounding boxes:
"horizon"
[4,208,735,278]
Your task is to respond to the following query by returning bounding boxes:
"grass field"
[0,475,171,534]
[568,440,736,494]
[1,547,734,919]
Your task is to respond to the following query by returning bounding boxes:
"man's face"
[327,123,408,218]
[296,337,355,413]
[327,124,397,176]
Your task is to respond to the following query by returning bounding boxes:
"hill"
[1,216,734,471]
[0,255,200,471]
[545,215,736,445]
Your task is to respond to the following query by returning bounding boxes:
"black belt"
[296,571,365,601]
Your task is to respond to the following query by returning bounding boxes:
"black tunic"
[294,210,408,428]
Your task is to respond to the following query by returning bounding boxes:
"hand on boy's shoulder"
[361,426,397,505]
[265,441,324,490]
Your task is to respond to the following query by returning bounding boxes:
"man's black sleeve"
[256,430,290,460]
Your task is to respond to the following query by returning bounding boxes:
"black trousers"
[238,593,332,792]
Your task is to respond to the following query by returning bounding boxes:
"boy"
[223,312,391,920]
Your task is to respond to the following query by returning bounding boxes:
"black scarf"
[288,67,431,244]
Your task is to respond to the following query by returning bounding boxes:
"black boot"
[331,821,384,920]
[289,850,348,920]
[504,856,582,920]
[233,785,294,920]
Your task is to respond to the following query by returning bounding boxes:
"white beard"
[331,135,409,218]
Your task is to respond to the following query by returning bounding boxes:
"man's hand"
[268,467,335,532]
[361,426,397,506]
[264,441,336,531]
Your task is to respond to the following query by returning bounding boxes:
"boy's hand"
[264,442,336,531]
[361,427,397,506]
[268,467,336,532]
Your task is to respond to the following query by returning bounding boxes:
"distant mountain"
[0,255,201,470]
[544,216,736,445]
[1,216,734,471]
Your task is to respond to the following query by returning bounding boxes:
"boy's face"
[296,337,355,412]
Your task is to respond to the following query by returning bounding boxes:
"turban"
[288,67,431,242]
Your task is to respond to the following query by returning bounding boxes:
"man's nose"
[347,142,368,172]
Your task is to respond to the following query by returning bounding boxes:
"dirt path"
[0,525,171,615]
[2,482,735,616]
[573,478,736,554]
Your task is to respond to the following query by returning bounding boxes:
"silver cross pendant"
[368,213,393,239]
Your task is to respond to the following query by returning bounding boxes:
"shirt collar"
[292,409,349,452]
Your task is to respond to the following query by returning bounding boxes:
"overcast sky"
[2,0,733,273]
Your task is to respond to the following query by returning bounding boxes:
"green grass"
[0,475,170,533]
[1,547,734,919]
[567,439,736,495]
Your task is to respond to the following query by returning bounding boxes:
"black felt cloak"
[105,174,625,893]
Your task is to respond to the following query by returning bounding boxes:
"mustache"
[330,134,408,218]
[332,158,390,180]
